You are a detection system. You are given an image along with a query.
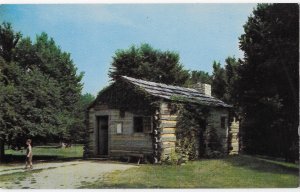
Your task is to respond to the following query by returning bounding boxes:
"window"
[221,116,226,129]
[133,116,152,133]
[134,117,143,133]
[143,117,152,133]
[116,123,123,134]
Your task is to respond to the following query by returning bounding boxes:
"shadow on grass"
[3,154,82,163]
[80,183,161,189]
[223,155,299,176]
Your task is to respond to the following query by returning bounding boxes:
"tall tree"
[0,23,84,161]
[238,4,299,161]
[211,57,240,106]
[224,56,239,105]
[109,43,190,86]
[211,61,227,100]
[15,32,84,143]
[0,23,23,160]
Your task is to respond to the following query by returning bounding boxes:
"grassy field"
[5,144,83,160]
[1,147,299,188]
[82,155,299,188]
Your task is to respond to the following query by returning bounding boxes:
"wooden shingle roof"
[122,76,231,108]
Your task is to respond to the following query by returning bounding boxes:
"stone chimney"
[192,83,211,96]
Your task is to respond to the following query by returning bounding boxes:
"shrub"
[175,104,209,162]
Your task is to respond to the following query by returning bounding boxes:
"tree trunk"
[0,139,5,163]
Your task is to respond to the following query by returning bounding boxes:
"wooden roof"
[121,76,231,108]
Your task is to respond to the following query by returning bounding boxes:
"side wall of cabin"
[206,108,230,154]
[157,102,231,161]
[87,104,153,158]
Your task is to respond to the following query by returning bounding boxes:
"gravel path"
[0,160,136,189]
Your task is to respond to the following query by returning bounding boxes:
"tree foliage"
[69,93,95,143]
[176,104,209,162]
[109,43,190,86]
[237,4,299,161]
[186,70,212,87]
[211,57,239,106]
[211,61,227,100]
[0,23,84,158]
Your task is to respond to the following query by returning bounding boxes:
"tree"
[68,93,95,143]
[0,23,84,161]
[211,61,227,100]
[109,43,190,86]
[80,93,95,108]
[237,4,299,161]
[210,57,240,118]
[186,70,212,87]
[0,23,21,62]
[224,56,240,105]
[0,23,24,160]
[15,32,84,143]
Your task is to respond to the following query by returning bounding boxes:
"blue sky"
[0,4,256,96]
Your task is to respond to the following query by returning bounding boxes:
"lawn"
[5,144,83,161]
[82,155,299,188]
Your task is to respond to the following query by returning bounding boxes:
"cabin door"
[97,116,109,155]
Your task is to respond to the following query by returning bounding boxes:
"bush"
[175,104,209,162]
[161,148,179,165]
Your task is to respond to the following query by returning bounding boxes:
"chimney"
[192,83,211,96]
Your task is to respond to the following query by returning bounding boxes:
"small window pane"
[134,117,143,133]
[143,117,152,133]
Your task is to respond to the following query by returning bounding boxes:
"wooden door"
[97,116,108,155]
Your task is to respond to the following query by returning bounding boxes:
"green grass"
[0,169,43,189]
[82,155,299,188]
[5,144,83,159]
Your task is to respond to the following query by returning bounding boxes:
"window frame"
[133,116,153,133]
[143,116,153,133]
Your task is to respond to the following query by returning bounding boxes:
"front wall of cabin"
[87,104,153,158]
[86,101,234,161]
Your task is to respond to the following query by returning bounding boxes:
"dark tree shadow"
[223,155,299,176]
[4,154,82,163]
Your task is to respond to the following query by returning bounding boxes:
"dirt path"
[0,160,136,189]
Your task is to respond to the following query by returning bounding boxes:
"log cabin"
[84,76,239,163]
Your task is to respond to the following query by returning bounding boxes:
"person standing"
[25,139,33,170]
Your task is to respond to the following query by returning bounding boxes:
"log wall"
[159,102,178,160]
[206,108,230,153]
[87,104,153,158]
[229,118,240,155]
[86,102,233,161]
